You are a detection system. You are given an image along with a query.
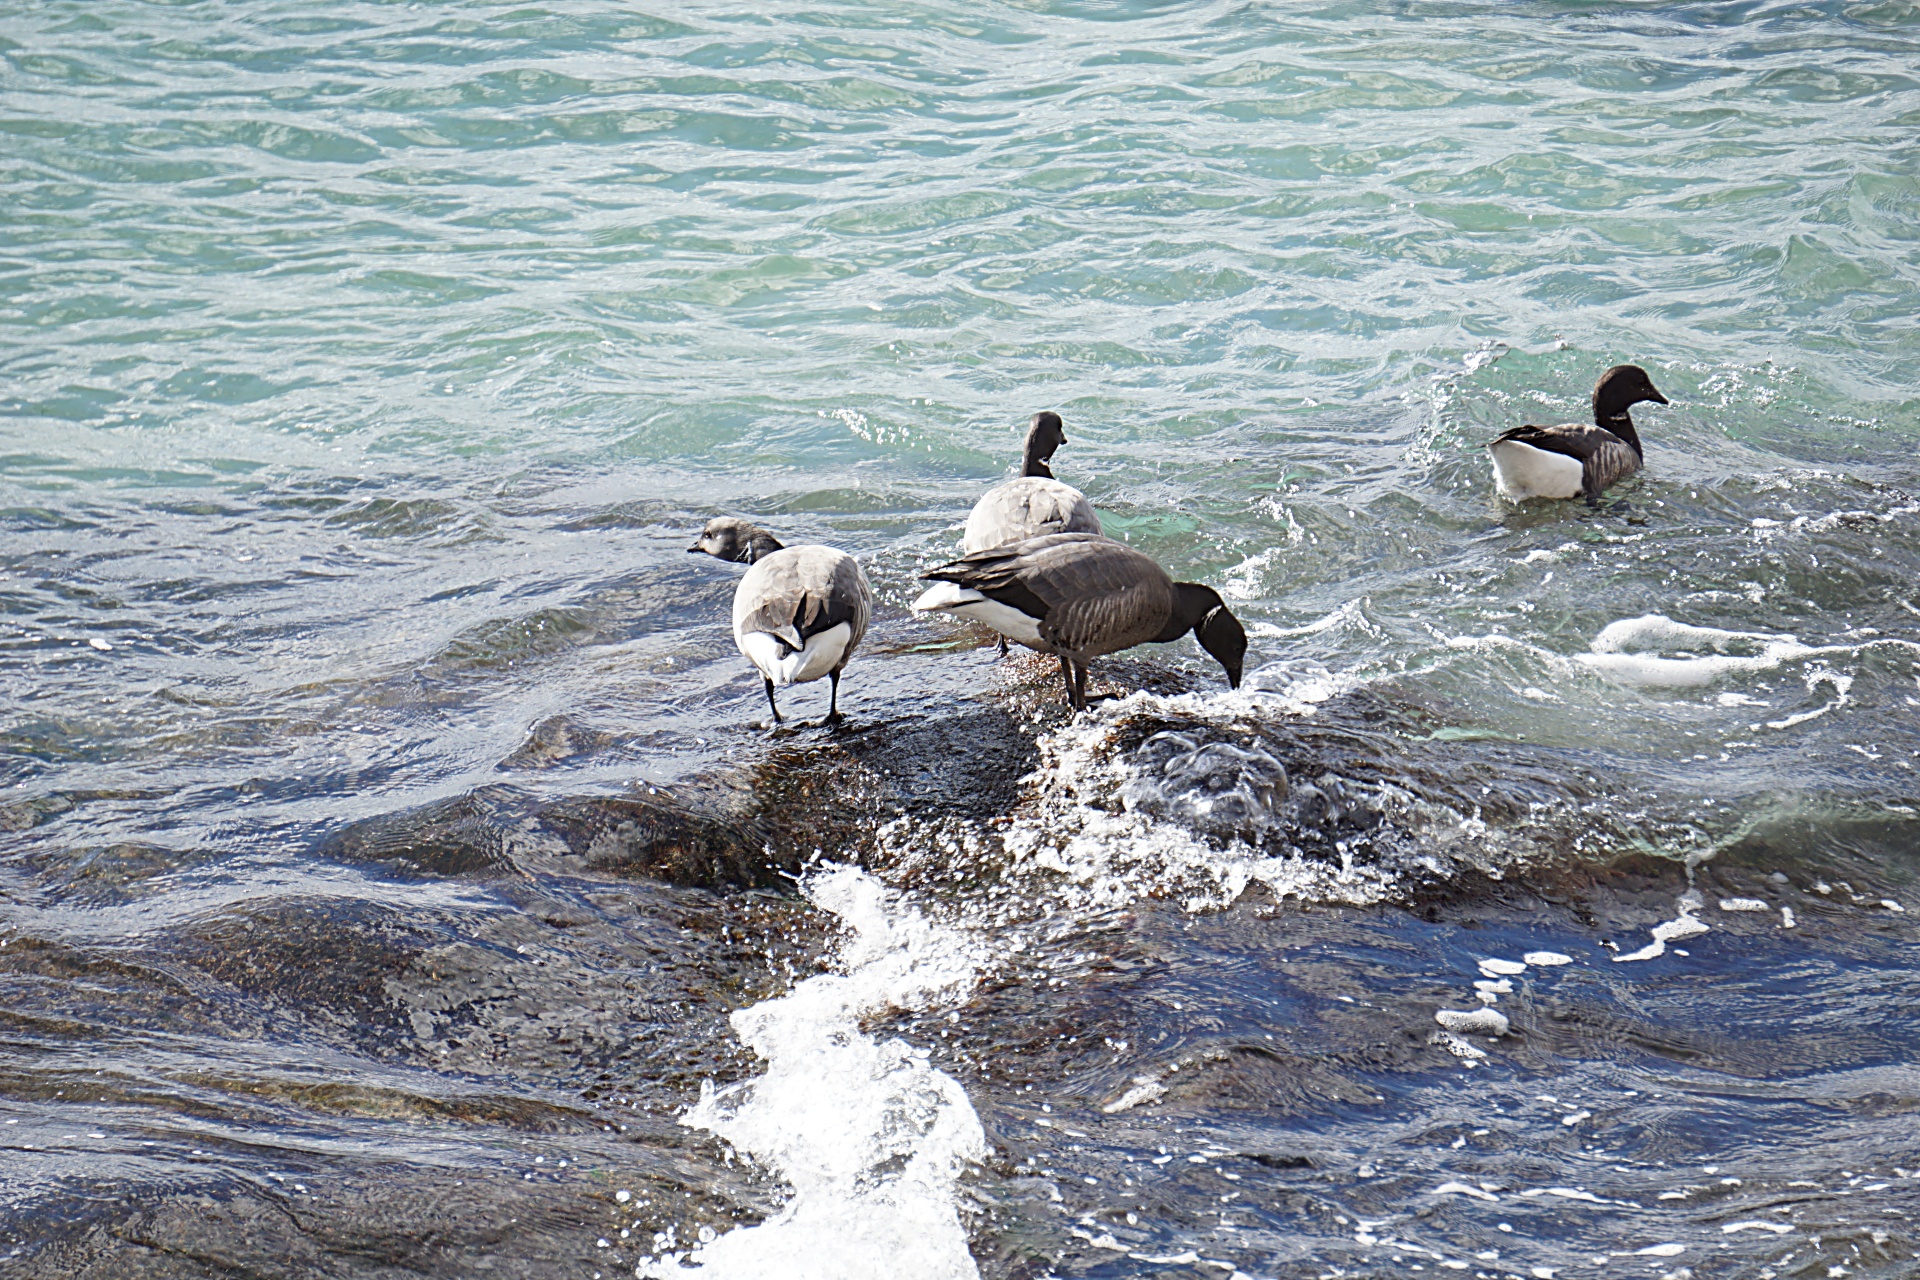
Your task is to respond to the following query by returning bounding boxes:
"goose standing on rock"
[1488,364,1670,504]
[962,411,1101,553]
[689,518,871,726]
[913,532,1246,710]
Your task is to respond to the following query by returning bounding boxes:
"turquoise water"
[5,2,1920,1277]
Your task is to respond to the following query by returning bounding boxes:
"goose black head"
[689,517,784,565]
[1021,411,1067,479]
[1593,364,1670,422]
[1172,583,1248,690]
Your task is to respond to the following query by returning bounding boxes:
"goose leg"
[1057,654,1081,709]
[1073,659,1090,710]
[998,636,1009,658]
[763,678,783,725]
[823,670,844,726]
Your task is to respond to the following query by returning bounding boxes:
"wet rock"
[501,714,621,769]
[8,1153,771,1280]
[1435,1008,1510,1037]
[172,898,437,1048]
[320,789,521,879]
[535,794,777,888]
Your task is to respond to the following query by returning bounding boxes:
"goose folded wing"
[738,559,865,653]
[1013,539,1165,602]
[1490,422,1603,460]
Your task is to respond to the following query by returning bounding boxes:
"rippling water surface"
[4,2,1919,1277]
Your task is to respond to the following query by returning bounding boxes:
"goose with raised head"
[962,411,1101,553]
[912,532,1246,710]
[1488,364,1671,504]
[689,518,872,726]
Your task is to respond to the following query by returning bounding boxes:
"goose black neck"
[1020,447,1055,479]
[1158,582,1224,641]
[744,531,785,564]
[1594,409,1644,458]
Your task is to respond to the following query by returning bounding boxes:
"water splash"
[644,866,987,1280]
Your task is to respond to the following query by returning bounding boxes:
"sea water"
[3,2,1918,1277]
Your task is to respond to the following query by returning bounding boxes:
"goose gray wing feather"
[924,533,1172,655]
[961,477,1101,553]
[733,546,871,659]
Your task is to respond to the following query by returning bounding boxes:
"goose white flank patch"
[1488,364,1670,503]
[690,517,872,725]
[962,410,1101,554]
[1488,441,1584,500]
[914,532,1247,709]
[909,580,1045,647]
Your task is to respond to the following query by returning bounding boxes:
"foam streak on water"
[646,866,987,1280]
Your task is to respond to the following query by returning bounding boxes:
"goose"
[962,411,1101,553]
[1488,364,1670,504]
[912,532,1246,710]
[689,518,872,725]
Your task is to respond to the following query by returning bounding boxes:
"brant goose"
[962,411,1101,553]
[1488,364,1670,503]
[912,532,1246,710]
[689,518,872,725]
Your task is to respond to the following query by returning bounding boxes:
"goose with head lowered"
[962,411,1101,553]
[1488,364,1670,504]
[913,532,1247,710]
[689,518,872,726]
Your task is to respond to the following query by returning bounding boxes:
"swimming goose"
[961,411,1101,553]
[913,532,1246,710]
[1488,364,1670,503]
[689,518,872,725]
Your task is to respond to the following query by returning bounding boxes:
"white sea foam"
[1575,615,1810,688]
[1567,614,1920,697]
[993,689,1416,912]
[1613,910,1710,963]
[644,866,988,1280]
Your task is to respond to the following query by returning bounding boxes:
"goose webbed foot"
[997,636,1009,658]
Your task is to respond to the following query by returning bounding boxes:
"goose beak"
[1647,387,1670,406]
[687,544,703,554]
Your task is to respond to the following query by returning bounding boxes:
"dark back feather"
[924,534,1174,657]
